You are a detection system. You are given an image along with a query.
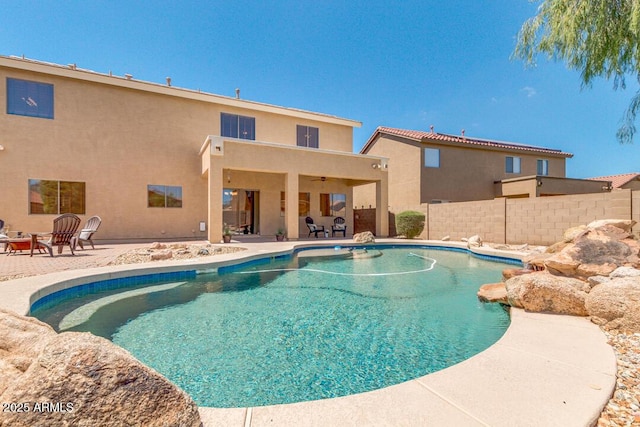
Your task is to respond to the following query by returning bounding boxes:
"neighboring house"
[354,126,609,213]
[1,56,389,242]
[588,173,640,191]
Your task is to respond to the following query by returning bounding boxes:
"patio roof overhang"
[200,136,388,184]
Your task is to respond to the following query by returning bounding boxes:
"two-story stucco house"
[352,126,611,214]
[0,56,389,243]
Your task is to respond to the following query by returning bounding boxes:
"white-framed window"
[506,156,521,174]
[424,148,440,168]
[221,113,255,140]
[296,125,319,148]
[537,159,549,176]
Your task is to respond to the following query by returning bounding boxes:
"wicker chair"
[331,216,347,237]
[36,213,81,257]
[74,215,102,249]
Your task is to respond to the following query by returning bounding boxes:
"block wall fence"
[355,189,640,246]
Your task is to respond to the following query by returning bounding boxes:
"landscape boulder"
[505,271,591,316]
[479,219,640,332]
[477,283,508,304]
[585,276,640,332]
[353,231,375,244]
[0,309,201,427]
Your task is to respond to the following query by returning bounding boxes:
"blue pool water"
[32,247,513,407]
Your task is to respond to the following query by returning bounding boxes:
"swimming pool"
[32,246,515,408]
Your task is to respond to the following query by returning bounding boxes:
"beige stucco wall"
[500,176,612,198]
[420,141,566,203]
[353,133,568,210]
[0,58,363,241]
[352,135,421,212]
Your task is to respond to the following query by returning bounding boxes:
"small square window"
[424,148,440,168]
[537,159,549,176]
[297,125,319,148]
[506,156,521,174]
[7,78,54,119]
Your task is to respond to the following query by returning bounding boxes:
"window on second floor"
[296,125,319,148]
[537,159,549,176]
[506,156,521,174]
[221,113,255,140]
[424,148,440,168]
[7,78,54,119]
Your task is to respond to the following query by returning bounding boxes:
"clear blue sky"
[2,1,638,178]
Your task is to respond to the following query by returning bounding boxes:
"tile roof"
[587,172,640,188]
[361,126,573,157]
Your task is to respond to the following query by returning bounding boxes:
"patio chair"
[305,216,325,238]
[331,216,347,237]
[73,215,102,249]
[35,213,81,257]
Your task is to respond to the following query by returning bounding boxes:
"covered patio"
[200,136,389,242]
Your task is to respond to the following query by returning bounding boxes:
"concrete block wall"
[385,189,640,246]
[425,199,505,243]
[505,190,633,245]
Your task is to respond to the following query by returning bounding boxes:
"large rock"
[0,309,201,427]
[477,283,508,304]
[587,219,636,233]
[585,277,640,332]
[505,272,591,316]
[544,227,639,278]
[353,231,375,243]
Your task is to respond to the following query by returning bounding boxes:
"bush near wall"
[396,211,425,239]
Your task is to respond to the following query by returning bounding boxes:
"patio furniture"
[332,216,347,237]
[73,215,102,249]
[305,216,326,238]
[34,213,81,257]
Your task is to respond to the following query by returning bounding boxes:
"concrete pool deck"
[0,239,617,426]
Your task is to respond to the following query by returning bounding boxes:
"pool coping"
[0,239,617,427]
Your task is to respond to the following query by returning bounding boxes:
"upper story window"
[424,148,440,168]
[537,159,549,176]
[7,78,54,119]
[29,179,85,214]
[296,125,319,148]
[148,185,183,208]
[221,113,255,140]
[506,156,521,174]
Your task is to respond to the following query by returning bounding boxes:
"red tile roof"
[587,172,640,188]
[361,126,573,157]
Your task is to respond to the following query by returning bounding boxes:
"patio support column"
[208,160,224,243]
[285,172,299,239]
[375,178,389,237]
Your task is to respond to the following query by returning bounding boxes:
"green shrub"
[395,211,425,239]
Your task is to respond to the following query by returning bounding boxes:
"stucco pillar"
[375,178,389,237]
[208,161,224,243]
[285,172,299,239]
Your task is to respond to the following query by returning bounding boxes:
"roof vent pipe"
[235,88,240,99]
